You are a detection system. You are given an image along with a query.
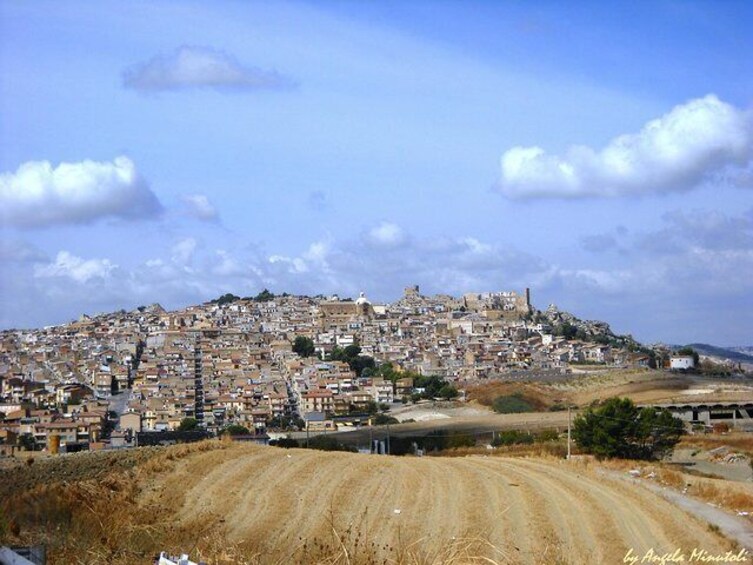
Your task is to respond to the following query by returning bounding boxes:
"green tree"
[18,433,36,451]
[573,397,684,460]
[178,417,199,431]
[555,322,578,340]
[254,289,275,302]
[222,424,250,436]
[213,293,240,305]
[438,384,459,400]
[293,336,315,358]
[350,355,376,377]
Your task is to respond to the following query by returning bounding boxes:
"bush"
[492,394,534,414]
[221,424,250,436]
[535,430,561,443]
[492,430,534,446]
[372,413,399,425]
[270,437,300,448]
[307,435,357,452]
[177,417,199,432]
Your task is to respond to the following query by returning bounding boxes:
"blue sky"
[1,0,752,345]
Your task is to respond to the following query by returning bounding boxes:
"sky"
[1,0,752,346]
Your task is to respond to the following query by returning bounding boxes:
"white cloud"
[182,194,219,222]
[366,222,406,248]
[34,251,116,283]
[498,95,753,199]
[123,46,295,92]
[171,238,197,265]
[0,156,163,228]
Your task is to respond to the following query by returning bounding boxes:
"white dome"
[355,292,371,305]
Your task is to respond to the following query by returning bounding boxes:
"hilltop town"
[0,286,719,452]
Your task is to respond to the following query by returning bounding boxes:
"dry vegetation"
[465,369,692,410]
[596,456,753,520]
[0,440,733,564]
[678,431,753,453]
[466,382,554,410]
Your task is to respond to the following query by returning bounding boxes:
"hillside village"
[0,286,680,452]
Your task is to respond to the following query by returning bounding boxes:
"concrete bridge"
[646,401,753,427]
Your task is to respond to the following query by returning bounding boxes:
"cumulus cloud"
[123,46,295,92]
[182,194,219,222]
[497,95,753,199]
[34,251,116,283]
[366,222,407,248]
[0,156,163,228]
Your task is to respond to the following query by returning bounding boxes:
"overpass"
[645,401,753,426]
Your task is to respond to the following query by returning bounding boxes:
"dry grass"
[596,456,753,516]
[430,440,569,459]
[678,431,753,453]
[1,440,732,564]
[466,382,556,410]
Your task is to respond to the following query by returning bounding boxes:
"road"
[610,470,753,550]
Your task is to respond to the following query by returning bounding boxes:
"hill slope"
[149,444,727,563]
[0,442,734,563]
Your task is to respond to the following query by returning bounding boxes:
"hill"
[0,441,732,564]
[684,343,753,364]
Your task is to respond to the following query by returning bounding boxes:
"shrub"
[535,429,561,443]
[221,424,250,436]
[492,430,534,446]
[492,394,534,414]
[307,435,357,452]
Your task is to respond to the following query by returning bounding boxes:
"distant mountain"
[728,346,753,356]
[683,343,753,364]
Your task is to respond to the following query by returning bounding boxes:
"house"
[120,410,142,433]
[670,355,695,371]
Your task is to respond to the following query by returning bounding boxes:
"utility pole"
[306,420,309,449]
[567,405,572,460]
[369,421,373,453]
[386,422,391,455]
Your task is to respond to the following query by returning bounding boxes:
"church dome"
[355,292,371,306]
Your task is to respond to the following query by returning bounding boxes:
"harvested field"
[148,443,732,563]
[1,441,742,564]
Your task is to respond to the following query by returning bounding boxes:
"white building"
[670,355,695,370]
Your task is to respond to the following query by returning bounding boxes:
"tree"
[554,322,578,340]
[222,424,250,436]
[254,289,275,302]
[178,417,199,431]
[18,433,36,451]
[212,293,240,306]
[350,355,376,377]
[573,397,684,460]
[293,336,315,358]
[438,384,459,400]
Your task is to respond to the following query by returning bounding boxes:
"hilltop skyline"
[1,1,753,345]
